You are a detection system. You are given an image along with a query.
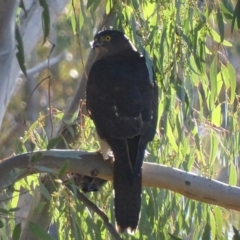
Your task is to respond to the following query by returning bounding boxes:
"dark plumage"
[86,29,158,233]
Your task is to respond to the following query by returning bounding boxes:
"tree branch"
[0,150,239,211]
[0,0,20,128]
[19,50,68,77]
[66,184,122,240]
[0,0,69,130]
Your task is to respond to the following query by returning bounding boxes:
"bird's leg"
[97,134,113,160]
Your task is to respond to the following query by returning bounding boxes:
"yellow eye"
[104,35,111,41]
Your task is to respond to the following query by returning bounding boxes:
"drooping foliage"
[1,0,240,239]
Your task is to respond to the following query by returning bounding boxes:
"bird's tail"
[109,137,144,233]
[114,157,142,233]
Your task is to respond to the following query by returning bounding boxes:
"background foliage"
[1,0,240,239]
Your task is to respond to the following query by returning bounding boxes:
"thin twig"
[47,41,56,138]
[23,76,50,123]
[0,190,29,203]
[19,51,67,77]
[66,184,123,240]
[71,0,87,80]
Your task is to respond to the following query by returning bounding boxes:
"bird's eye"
[104,35,111,41]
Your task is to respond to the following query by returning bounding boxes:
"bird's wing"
[86,58,153,139]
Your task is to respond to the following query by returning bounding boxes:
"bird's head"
[91,29,136,57]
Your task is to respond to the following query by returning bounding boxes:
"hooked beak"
[91,38,103,49]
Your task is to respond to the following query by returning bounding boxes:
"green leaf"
[39,180,52,201]
[58,161,69,178]
[202,222,211,240]
[213,206,222,237]
[62,109,79,125]
[105,0,112,14]
[231,0,240,32]
[87,0,95,9]
[34,202,47,214]
[216,9,224,43]
[34,129,48,149]
[168,233,183,240]
[47,137,62,150]
[78,11,84,31]
[66,125,75,138]
[221,64,230,88]
[229,163,237,186]
[209,133,218,166]
[222,0,234,14]
[210,57,217,104]
[208,28,232,46]
[34,165,56,175]
[0,208,9,214]
[209,208,216,239]
[8,207,20,212]
[12,223,22,240]
[23,120,39,142]
[0,219,4,228]
[15,138,27,154]
[39,0,50,44]
[216,72,223,96]
[29,222,56,240]
[70,11,76,34]
[29,152,43,163]
[211,104,222,127]
[15,26,27,77]
[91,0,101,12]
[227,62,236,104]
[189,55,201,76]
[166,121,178,152]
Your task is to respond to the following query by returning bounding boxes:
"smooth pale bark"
[0,150,240,211]
[0,1,70,239]
[0,0,69,130]
[0,0,19,128]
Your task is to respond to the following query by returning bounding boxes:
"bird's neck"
[106,48,140,62]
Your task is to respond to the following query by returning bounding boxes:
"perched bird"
[86,29,158,233]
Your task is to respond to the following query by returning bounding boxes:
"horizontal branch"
[19,51,68,77]
[0,150,239,211]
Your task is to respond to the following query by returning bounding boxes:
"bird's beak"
[91,38,103,49]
